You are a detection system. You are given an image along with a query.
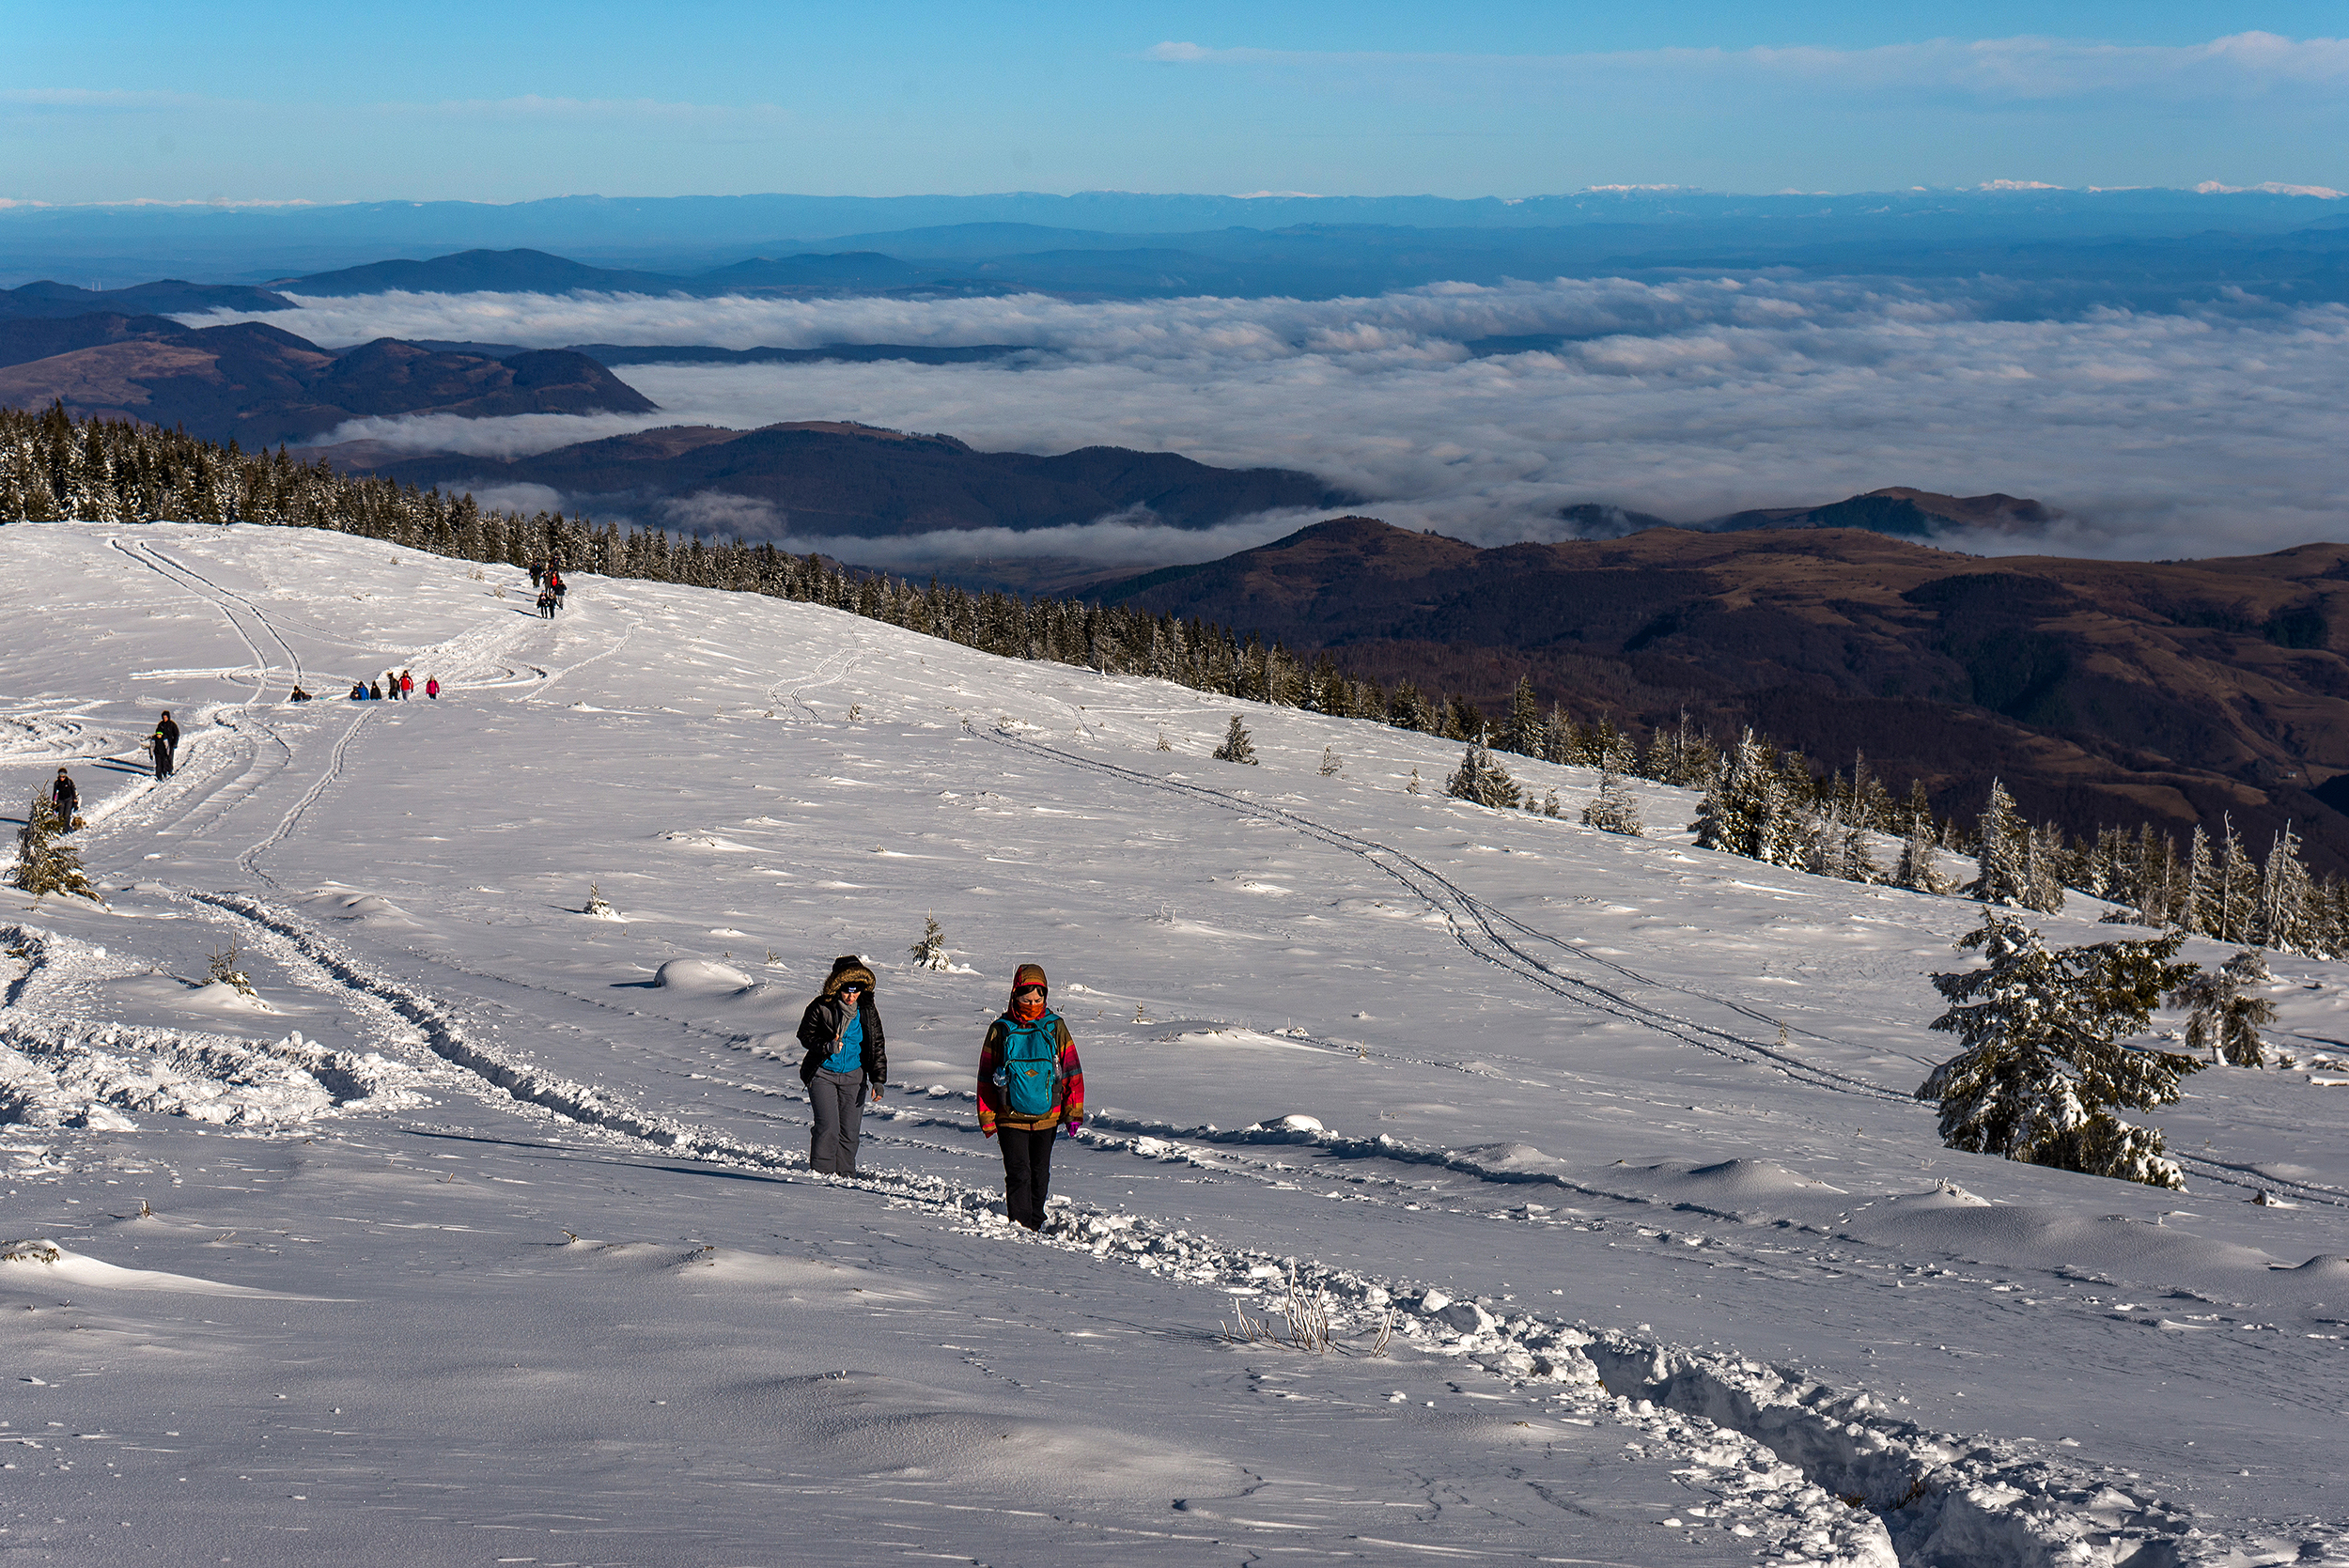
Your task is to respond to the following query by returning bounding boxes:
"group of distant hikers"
[797,956,1083,1230]
[341,669,439,703]
[531,561,568,620]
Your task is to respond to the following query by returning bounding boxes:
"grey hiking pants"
[808,1068,867,1175]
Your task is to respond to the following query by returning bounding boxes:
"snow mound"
[652,958,755,993]
[306,891,421,928]
[759,1372,1243,1498]
[0,1239,319,1299]
[0,1020,426,1129]
[658,831,755,852]
[182,979,279,1013]
[1161,1027,1324,1053]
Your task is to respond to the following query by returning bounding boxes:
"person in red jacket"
[975,962,1084,1230]
[425,677,440,699]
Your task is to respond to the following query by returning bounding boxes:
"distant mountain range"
[4,185,2342,282]
[1096,515,2349,872]
[1558,487,2060,540]
[0,312,653,444]
[334,421,1351,541]
[13,191,2349,309]
[0,278,296,319]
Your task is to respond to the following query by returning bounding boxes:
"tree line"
[8,401,2346,956]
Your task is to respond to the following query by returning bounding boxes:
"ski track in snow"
[3,522,2345,1567]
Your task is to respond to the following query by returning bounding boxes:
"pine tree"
[1968,780,2038,908]
[2255,824,2312,954]
[1317,746,1341,777]
[1405,767,1423,796]
[1445,741,1521,810]
[2184,825,2214,935]
[1901,778,1938,839]
[2210,815,2255,943]
[8,795,100,903]
[1499,675,1544,757]
[1540,786,1562,817]
[1211,715,1258,765]
[1894,822,1953,893]
[1693,729,1801,865]
[1580,770,1643,835]
[2170,949,2279,1067]
[910,915,950,971]
[1917,911,2203,1188]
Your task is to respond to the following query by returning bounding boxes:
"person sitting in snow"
[795,956,887,1177]
[975,963,1084,1231]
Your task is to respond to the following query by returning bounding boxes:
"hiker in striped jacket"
[976,962,1084,1231]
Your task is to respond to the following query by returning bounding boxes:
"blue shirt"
[823,1005,865,1075]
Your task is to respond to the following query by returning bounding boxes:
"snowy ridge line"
[985,730,1909,1102]
[148,900,2204,1568]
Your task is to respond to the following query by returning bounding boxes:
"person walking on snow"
[976,963,1084,1231]
[425,676,440,700]
[150,710,179,780]
[399,670,414,700]
[50,768,78,828]
[796,955,887,1176]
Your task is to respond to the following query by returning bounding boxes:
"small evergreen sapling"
[1445,740,1521,810]
[8,794,99,904]
[2170,949,2278,1067]
[1580,771,1643,835]
[1212,716,1258,765]
[207,940,257,999]
[1541,787,1562,817]
[1916,910,2203,1188]
[1405,768,1423,796]
[1317,746,1341,777]
[910,915,951,971]
[583,883,616,918]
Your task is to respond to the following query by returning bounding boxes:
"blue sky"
[6,1,2346,204]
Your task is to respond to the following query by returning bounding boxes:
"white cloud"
[229,278,2349,563]
[1143,31,2349,102]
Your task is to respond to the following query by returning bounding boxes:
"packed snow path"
[3,522,2346,1567]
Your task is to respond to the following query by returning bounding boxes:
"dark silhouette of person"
[151,710,179,780]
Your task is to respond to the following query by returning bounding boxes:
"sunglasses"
[838,983,864,994]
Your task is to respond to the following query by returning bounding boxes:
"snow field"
[1,521,2346,1565]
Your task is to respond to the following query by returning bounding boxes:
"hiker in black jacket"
[150,710,179,780]
[51,768,78,827]
[795,955,887,1176]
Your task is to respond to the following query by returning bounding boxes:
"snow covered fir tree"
[1211,715,1258,765]
[8,794,98,903]
[1917,912,2205,1188]
[1445,739,1520,810]
[1580,771,1643,835]
[2170,949,2279,1067]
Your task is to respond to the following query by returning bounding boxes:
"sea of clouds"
[180,278,2349,562]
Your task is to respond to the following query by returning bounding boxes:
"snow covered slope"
[2,520,2345,1567]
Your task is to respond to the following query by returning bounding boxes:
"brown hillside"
[1100,517,2349,871]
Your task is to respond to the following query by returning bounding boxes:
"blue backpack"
[995,1012,1063,1117]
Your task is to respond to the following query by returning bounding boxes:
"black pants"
[999,1126,1057,1230]
[152,744,173,780]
